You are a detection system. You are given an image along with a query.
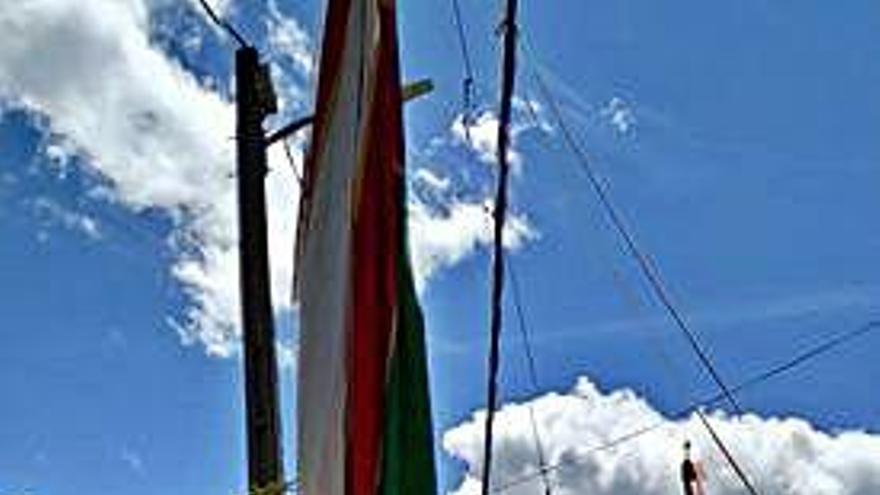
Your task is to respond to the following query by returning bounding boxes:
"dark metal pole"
[235,46,284,494]
[480,0,518,494]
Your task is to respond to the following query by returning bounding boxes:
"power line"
[196,0,249,48]
[520,36,742,417]
[480,0,520,493]
[507,258,554,495]
[492,319,880,492]
[601,246,756,492]
[718,320,880,403]
[518,35,759,495]
[592,234,760,493]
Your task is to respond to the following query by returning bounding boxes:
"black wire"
[492,319,880,492]
[709,320,880,406]
[450,0,475,82]
[507,258,554,495]
[520,37,742,417]
[197,0,249,48]
[518,36,760,495]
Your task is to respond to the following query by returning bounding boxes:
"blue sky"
[1,1,879,494]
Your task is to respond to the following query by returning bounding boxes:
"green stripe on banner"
[379,175,437,495]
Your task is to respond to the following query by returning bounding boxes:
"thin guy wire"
[520,36,743,417]
[507,258,554,495]
[601,247,751,491]
[519,35,759,495]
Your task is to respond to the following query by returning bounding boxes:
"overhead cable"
[197,0,249,48]
[518,35,759,494]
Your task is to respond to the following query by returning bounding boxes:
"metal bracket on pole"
[264,78,434,147]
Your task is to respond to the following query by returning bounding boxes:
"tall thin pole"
[480,0,519,493]
[235,46,284,494]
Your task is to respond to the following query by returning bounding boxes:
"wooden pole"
[235,46,284,495]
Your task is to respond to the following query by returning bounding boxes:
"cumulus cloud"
[120,446,146,476]
[266,0,314,78]
[30,196,102,241]
[0,0,301,356]
[450,97,551,170]
[414,167,452,192]
[451,111,517,166]
[408,166,537,291]
[601,97,636,136]
[409,192,536,292]
[412,98,546,291]
[444,376,880,495]
[512,96,553,135]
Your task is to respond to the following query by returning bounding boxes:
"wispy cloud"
[601,97,636,136]
[29,196,101,241]
[266,0,314,78]
[535,285,880,344]
[120,447,145,476]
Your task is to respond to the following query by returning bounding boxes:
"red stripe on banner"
[347,2,404,494]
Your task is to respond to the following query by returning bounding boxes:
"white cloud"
[414,167,452,192]
[601,97,636,136]
[408,193,536,292]
[30,196,102,241]
[276,339,298,371]
[120,447,145,475]
[184,0,232,27]
[450,98,551,172]
[451,111,522,167]
[512,96,553,135]
[0,0,302,357]
[444,377,880,495]
[416,101,545,292]
[266,0,314,78]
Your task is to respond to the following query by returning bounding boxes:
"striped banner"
[295,1,437,494]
